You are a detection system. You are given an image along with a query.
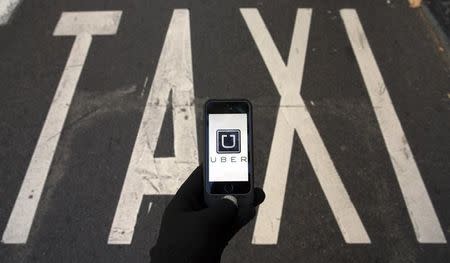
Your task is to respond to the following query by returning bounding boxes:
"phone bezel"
[204,99,253,195]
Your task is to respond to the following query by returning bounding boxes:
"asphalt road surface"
[0,0,449,262]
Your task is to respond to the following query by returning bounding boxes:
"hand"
[150,165,265,263]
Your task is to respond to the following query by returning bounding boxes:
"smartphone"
[204,99,254,207]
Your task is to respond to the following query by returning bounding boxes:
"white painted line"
[0,0,22,25]
[1,11,122,244]
[340,9,446,243]
[253,108,294,244]
[53,11,122,36]
[241,8,370,244]
[108,9,198,245]
[1,33,92,244]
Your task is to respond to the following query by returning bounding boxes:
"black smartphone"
[204,99,254,207]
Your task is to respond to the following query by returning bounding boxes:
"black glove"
[150,165,265,263]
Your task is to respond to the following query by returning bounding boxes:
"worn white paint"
[53,11,122,36]
[108,9,198,245]
[241,8,371,244]
[0,0,22,25]
[1,11,122,244]
[340,9,446,243]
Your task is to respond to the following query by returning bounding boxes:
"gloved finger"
[169,165,205,210]
[201,195,238,227]
[253,187,265,207]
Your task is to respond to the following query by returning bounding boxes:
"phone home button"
[224,184,234,193]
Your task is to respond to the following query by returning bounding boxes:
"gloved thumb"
[202,195,238,226]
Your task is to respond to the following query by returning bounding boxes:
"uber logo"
[216,129,241,154]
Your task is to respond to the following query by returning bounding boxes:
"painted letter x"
[241,8,370,244]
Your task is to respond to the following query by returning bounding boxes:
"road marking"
[241,8,371,244]
[341,9,446,243]
[108,9,198,245]
[0,0,22,25]
[53,11,122,36]
[1,11,122,244]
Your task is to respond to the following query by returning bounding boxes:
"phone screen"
[205,100,252,195]
[208,113,249,182]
